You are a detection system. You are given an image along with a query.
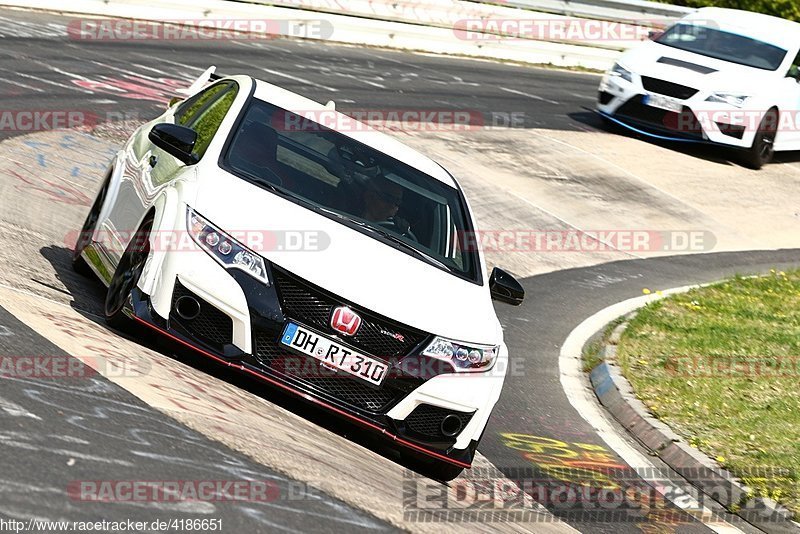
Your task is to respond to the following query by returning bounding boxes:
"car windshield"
[222,99,481,283]
[656,23,787,71]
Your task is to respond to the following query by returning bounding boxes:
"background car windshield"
[656,23,787,71]
[223,100,480,282]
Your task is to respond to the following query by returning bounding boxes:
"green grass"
[616,269,800,517]
[582,316,626,372]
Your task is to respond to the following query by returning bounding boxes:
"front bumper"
[597,73,756,148]
[130,241,503,468]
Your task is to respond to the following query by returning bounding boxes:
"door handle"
[148,155,158,168]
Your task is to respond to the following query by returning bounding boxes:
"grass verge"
[616,269,800,517]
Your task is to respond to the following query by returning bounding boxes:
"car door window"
[174,82,238,159]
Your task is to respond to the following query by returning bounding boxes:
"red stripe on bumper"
[131,315,472,469]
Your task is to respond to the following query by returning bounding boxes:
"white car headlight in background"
[423,337,499,372]
[187,207,270,285]
[609,63,633,83]
[705,93,750,108]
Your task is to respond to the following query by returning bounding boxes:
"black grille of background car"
[272,267,427,360]
[598,91,614,105]
[641,76,698,100]
[253,332,401,413]
[616,99,704,140]
[170,281,233,349]
[404,404,474,440]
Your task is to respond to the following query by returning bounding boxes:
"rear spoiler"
[176,65,223,97]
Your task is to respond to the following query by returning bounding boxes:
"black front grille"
[616,98,704,140]
[254,332,400,413]
[598,91,614,105]
[716,122,745,139]
[272,268,426,360]
[170,281,233,348]
[641,76,698,100]
[405,404,474,440]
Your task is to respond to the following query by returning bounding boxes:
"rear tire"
[104,215,153,331]
[741,109,778,170]
[72,173,110,276]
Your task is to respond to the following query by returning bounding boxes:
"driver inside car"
[362,177,417,240]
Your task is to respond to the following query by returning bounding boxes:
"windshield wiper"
[315,208,451,271]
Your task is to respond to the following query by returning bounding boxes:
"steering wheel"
[336,144,380,178]
[376,219,418,241]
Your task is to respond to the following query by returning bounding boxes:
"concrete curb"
[0,0,622,70]
[589,316,799,533]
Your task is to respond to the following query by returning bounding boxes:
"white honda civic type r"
[73,67,524,480]
[597,7,800,169]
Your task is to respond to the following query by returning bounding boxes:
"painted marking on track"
[259,67,338,92]
[0,78,45,93]
[0,325,11,336]
[0,395,41,420]
[16,72,93,94]
[500,86,560,105]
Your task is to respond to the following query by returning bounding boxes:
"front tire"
[741,109,778,170]
[72,173,111,276]
[104,215,153,330]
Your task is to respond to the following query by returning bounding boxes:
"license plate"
[643,93,683,113]
[280,323,388,386]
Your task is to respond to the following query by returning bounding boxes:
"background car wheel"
[742,109,778,170]
[104,215,153,330]
[72,173,110,276]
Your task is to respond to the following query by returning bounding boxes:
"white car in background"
[598,7,800,168]
[72,67,524,480]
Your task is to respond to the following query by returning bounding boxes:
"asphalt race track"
[1,7,798,534]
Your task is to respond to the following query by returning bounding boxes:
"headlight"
[705,93,750,108]
[609,63,633,83]
[422,337,499,372]
[187,207,270,285]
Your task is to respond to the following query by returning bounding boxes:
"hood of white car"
[192,168,501,345]
[620,41,781,94]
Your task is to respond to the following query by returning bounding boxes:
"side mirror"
[787,66,800,82]
[648,30,663,41]
[149,123,198,165]
[489,267,525,306]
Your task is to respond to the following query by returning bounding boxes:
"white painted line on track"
[128,53,205,73]
[559,285,746,534]
[0,395,41,420]
[16,72,93,94]
[259,67,339,92]
[0,78,44,93]
[499,87,559,105]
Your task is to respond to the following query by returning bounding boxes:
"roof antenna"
[325,100,336,110]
